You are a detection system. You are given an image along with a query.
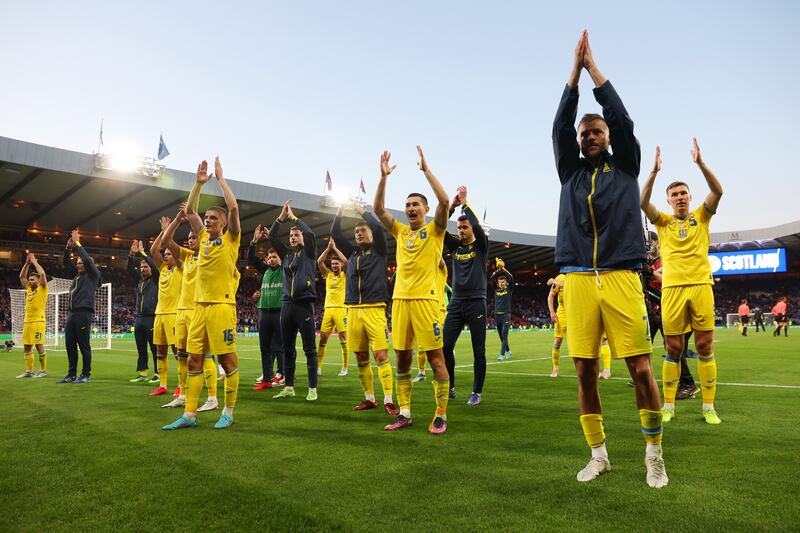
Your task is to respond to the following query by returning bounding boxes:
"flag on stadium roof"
[325,170,332,191]
[359,178,366,194]
[483,206,487,221]
[99,119,104,147]
[157,134,169,160]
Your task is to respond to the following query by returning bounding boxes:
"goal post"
[8,278,112,350]
[726,313,774,328]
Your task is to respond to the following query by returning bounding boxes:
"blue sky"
[2,1,797,235]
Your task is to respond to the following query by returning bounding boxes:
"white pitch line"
[453,356,551,369]
[452,369,800,390]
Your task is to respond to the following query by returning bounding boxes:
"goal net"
[8,278,112,350]
[725,313,774,329]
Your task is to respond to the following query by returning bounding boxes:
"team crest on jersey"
[679,228,687,239]
[406,239,415,249]
[602,163,611,173]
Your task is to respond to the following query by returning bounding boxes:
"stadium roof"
[1,135,798,276]
[0,136,556,277]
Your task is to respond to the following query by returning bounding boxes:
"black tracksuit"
[268,218,318,388]
[248,244,284,380]
[63,245,101,377]
[553,80,645,270]
[442,204,488,393]
[491,269,513,356]
[754,310,765,332]
[128,253,159,373]
[330,211,389,306]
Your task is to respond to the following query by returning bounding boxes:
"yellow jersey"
[178,247,199,311]
[552,273,567,315]
[24,285,48,323]
[655,205,714,288]
[155,262,182,315]
[390,219,445,301]
[324,271,346,308]
[196,228,240,304]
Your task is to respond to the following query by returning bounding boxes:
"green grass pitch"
[1,327,798,532]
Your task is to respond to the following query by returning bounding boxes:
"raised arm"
[71,230,100,281]
[214,157,240,237]
[267,213,288,258]
[553,32,586,183]
[586,33,639,175]
[63,237,77,277]
[163,208,187,262]
[150,217,169,268]
[29,253,47,288]
[330,205,355,257]
[294,217,317,260]
[317,240,332,276]
[362,210,388,256]
[640,146,661,224]
[19,255,30,288]
[692,138,723,214]
[329,239,347,268]
[247,224,268,274]
[373,151,396,231]
[416,145,450,230]
[127,241,141,282]
[138,241,159,273]
[185,160,210,235]
[458,186,488,250]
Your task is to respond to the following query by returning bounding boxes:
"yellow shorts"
[22,321,45,345]
[440,307,447,326]
[187,303,237,355]
[153,314,177,346]
[661,284,715,336]
[391,299,443,352]
[564,270,652,359]
[320,307,347,334]
[175,308,195,350]
[347,305,388,353]
[554,311,567,338]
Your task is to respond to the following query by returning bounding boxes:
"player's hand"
[278,200,291,222]
[70,229,80,245]
[380,150,396,178]
[546,277,555,286]
[336,204,345,218]
[214,156,224,181]
[691,137,703,165]
[456,185,468,205]
[251,290,260,302]
[138,240,145,254]
[196,160,212,184]
[495,257,505,268]
[27,252,36,264]
[252,224,262,244]
[416,145,430,174]
[159,216,171,233]
[573,30,587,71]
[353,201,365,215]
[450,192,461,209]
[582,30,597,71]
[551,312,558,323]
[175,207,187,222]
[260,226,269,241]
[651,145,662,175]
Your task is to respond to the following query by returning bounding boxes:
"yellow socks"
[157,355,168,387]
[698,353,717,405]
[433,379,449,419]
[203,356,217,396]
[357,361,375,398]
[417,350,426,374]
[317,344,327,369]
[377,359,394,401]
[600,344,611,370]
[662,356,681,405]
[397,371,413,417]
[580,413,606,449]
[224,368,239,409]
[24,352,34,373]
[38,351,47,372]
[340,338,348,369]
[551,342,561,369]
[185,371,204,413]
[639,409,663,445]
[177,354,188,397]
